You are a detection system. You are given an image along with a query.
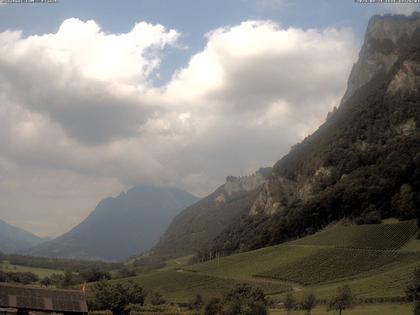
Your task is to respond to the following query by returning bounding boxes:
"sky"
[0,0,419,237]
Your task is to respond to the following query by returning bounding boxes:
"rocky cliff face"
[215,168,272,204]
[249,13,420,218]
[342,13,420,104]
[153,168,271,257]
[206,13,420,256]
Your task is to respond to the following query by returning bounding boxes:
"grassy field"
[0,261,63,277]
[258,248,420,285]
[185,245,320,281]
[114,220,419,314]
[269,303,411,315]
[111,269,290,303]
[290,220,418,250]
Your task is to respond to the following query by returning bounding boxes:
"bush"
[301,293,317,315]
[88,280,145,315]
[203,284,268,315]
[327,285,354,314]
[80,269,111,282]
[204,298,222,315]
[283,292,297,315]
[190,294,204,311]
[0,270,39,284]
[149,291,166,306]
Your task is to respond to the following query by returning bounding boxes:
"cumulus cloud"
[0,18,179,144]
[0,18,357,235]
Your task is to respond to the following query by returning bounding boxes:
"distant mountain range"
[0,219,45,253]
[25,185,198,261]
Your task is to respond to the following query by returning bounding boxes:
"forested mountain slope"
[153,168,272,257]
[207,13,420,256]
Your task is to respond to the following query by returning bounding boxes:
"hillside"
[290,220,418,249]
[206,13,420,256]
[152,168,272,257]
[117,221,420,308]
[25,185,198,261]
[0,219,45,253]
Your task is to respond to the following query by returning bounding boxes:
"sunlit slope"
[185,244,320,280]
[112,269,290,303]
[118,221,419,303]
[184,221,419,300]
[290,220,417,250]
[257,248,419,285]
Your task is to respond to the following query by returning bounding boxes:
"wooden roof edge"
[0,282,84,295]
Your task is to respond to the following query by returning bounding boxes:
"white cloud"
[0,19,179,144]
[0,19,357,235]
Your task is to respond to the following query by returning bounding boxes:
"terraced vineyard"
[117,221,419,304]
[291,220,418,250]
[112,269,290,303]
[257,248,420,285]
[185,244,320,280]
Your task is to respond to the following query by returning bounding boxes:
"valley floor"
[113,221,419,314]
[270,303,411,315]
[0,261,63,277]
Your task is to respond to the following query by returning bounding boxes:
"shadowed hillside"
[0,219,45,253]
[25,185,198,261]
[206,13,420,257]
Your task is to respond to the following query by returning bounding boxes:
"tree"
[62,270,74,288]
[223,284,267,315]
[392,184,416,219]
[40,277,52,287]
[7,271,39,284]
[49,273,65,287]
[328,285,354,315]
[284,292,296,315]
[0,271,8,282]
[80,268,111,282]
[203,285,267,315]
[88,280,145,315]
[118,267,136,278]
[191,294,204,311]
[150,291,166,306]
[407,268,420,301]
[415,302,420,315]
[406,268,420,315]
[301,293,317,315]
[204,298,222,315]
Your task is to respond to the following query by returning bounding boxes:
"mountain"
[25,185,198,261]
[152,168,272,257]
[199,13,420,257]
[0,219,45,253]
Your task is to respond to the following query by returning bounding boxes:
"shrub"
[88,280,145,315]
[327,285,354,315]
[203,284,268,315]
[149,291,166,306]
[301,293,317,315]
